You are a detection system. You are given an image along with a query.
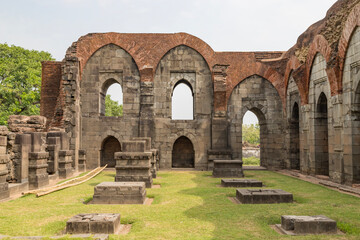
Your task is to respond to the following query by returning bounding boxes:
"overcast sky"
[0,0,338,124]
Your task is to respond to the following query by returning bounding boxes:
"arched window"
[242,111,260,166]
[315,92,329,176]
[290,102,300,170]
[100,79,123,116]
[171,80,194,120]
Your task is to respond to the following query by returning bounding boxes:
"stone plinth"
[78,150,86,172]
[277,215,337,235]
[221,179,262,188]
[14,134,31,183]
[92,182,146,204]
[207,149,232,170]
[58,150,73,179]
[115,152,153,188]
[213,160,244,178]
[66,213,121,234]
[236,189,293,204]
[122,140,146,152]
[28,152,49,189]
[0,135,10,199]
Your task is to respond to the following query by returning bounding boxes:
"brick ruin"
[0,0,359,199]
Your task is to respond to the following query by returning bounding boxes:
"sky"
[0,0,338,124]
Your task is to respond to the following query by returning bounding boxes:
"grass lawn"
[0,170,359,239]
[243,157,260,166]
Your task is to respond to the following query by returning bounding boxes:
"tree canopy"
[242,123,260,146]
[0,43,53,125]
[105,95,123,117]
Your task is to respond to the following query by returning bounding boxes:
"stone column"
[115,140,153,188]
[132,137,157,177]
[138,69,155,139]
[14,134,31,183]
[58,150,73,179]
[78,150,86,172]
[47,137,60,174]
[28,152,49,189]
[0,127,10,199]
[208,65,232,170]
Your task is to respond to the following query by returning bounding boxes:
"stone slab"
[221,179,263,188]
[92,182,146,204]
[213,160,244,178]
[236,189,293,204]
[66,213,120,234]
[281,215,337,234]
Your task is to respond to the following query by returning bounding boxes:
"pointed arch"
[100,136,121,168]
[172,136,195,168]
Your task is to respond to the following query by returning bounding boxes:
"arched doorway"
[172,136,195,168]
[242,111,260,166]
[101,136,121,167]
[315,93,329,176]
[290,102,300,170]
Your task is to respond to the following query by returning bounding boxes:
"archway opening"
[172,80,194,120]
[172,136,194,168]
[101,136,121,168]
[315,93,329,176]
[290,102,300,170]
[100,79,123,116]
[242,111,260,166]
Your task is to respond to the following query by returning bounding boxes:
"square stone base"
[66,213,120,234]
[213,160,244,178]
[0,182,9,200]
[236,189,293,204]
[92,182,146,204]
[279,215,337,235]
[59,168,73,179]
[115,176,153,188]
[28,174,49,190]
[221,179,262,188]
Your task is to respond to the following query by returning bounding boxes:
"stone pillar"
[28,152,49,190]
[14,134,31,183]
[46,137,60,174]
[132,137,157,178]
[58,150,73,179]
[78,150,86,172]
[0,127,10,199]
[139,69,155,139]
[115,140,153,188]
[209,65,232,170]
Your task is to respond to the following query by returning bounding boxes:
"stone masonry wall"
[152,45,213,169]
[343,26,360,184]
[80,44,140,169]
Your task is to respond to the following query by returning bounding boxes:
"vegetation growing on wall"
[0,43,53,125]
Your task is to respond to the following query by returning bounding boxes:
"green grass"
[0,171,360,239]
[243,157,260,166]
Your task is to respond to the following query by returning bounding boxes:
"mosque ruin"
[0,0,359,200]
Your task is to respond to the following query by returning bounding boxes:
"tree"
[105,95,123,116]
[0,43,53,125]
[242,123,260,146]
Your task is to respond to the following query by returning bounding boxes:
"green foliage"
[242,123,260,145]
[0,43,53,125]
[242,157,260,166]
[105,95,123,116]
